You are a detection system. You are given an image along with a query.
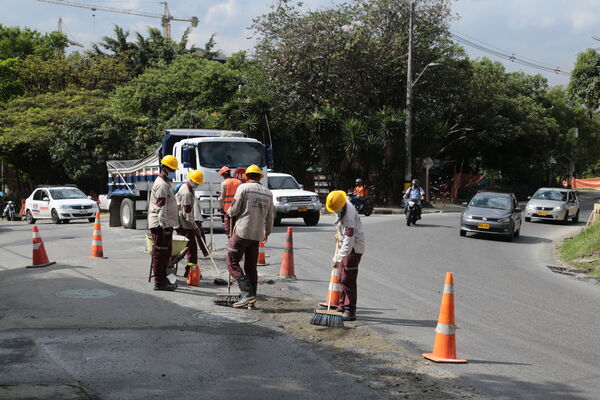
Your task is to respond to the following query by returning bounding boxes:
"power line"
[449,30,571,76]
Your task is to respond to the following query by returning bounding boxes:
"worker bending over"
[226,165,274,308]
[326,190,366,321]
[175,170,204,277]
[148,155,180,291]
[218,166,241,239]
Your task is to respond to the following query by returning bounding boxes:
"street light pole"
[404,0,414,187]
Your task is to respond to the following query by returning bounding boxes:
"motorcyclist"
[404,179,425,220]
[350,178,366,210]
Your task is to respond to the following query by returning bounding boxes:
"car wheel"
[525,217,531,222]
[120,198,136,229]
[274,216,282,226]
[88,217,96,223]
[562,211,569,225]
[572,210,579,223]
[51,209,61,224]
[514,228,520,238]
[62,219,70,224]
[26,210,36,224]
[459,229,466,237]
[303,212,320,226]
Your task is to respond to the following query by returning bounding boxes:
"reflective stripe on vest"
[223,178,241,211]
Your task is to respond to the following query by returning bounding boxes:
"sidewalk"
[373,202,465,215]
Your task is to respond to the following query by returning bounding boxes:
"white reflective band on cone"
[328,283,341,291]
[32,232,40,239]
[32,242,41,250]
[443,284,454,294]
[435,323,456,335]
[92,240,103,246]
[93,230,102,236]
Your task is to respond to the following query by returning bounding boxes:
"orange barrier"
[422,272,467,363]
[19,199,26,217]
[26,226,56,268]
[187,264,201,286]
[89,212,106,258]
[278,227,296,278]
[258,241,267,265]
[319,268,341,308]
[562,177,600,190]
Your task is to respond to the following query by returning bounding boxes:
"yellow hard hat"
[326,190,347,213]
[188,170,204,185]
[161,155,178,171]
[244,164,263,178]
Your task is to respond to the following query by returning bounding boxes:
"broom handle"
[198,235,223,277]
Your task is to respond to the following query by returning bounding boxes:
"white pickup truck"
[268,172,322,226]
[106,129,269,229]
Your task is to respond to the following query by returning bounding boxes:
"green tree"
[0,25,67,59]
[569,49,600,113]
[0,58,24,101]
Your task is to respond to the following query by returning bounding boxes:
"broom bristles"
[310,309,344,328]
[213,293,240,306]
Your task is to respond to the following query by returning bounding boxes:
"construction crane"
[57,17,84,49]
[33,0,198,39]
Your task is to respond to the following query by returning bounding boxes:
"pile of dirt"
[257,282,481,399]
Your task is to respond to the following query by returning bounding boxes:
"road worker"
[175,170,204,277]
[148,155,179,291]
[327,190,365,321]
[226,164,274,308]
[218,166,241,239]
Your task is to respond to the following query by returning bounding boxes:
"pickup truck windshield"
[198,142,266,168]
[50,188,87,200]
[268,176,300,190]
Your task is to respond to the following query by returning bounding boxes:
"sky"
[2,0,600,86]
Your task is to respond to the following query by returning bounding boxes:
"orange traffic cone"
[89,212,106,258]
[422,272,467,363]
[26,226,56,268]
[278,227,296,278]
[258,241,267,266]
[319,268,341,308]
[187,264,201,286]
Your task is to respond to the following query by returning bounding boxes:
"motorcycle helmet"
[412,179,420,186]
[355,178,363,186]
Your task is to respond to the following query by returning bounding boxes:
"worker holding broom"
[226,164,274,308]
[148,155,180,291]
[175,170,204,278]
[326,190,365,321]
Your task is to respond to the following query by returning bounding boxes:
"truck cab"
[107,129,269,229]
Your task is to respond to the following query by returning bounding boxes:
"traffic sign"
[422,157,433,170]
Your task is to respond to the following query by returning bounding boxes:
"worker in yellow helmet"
[326,190,365,321]
[148,155,179,291]
[226,165,274,309]
[176,169,204,278]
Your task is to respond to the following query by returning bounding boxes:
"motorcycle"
[347,186,375,216]
[1,200,20,221]
[404,199,420,226]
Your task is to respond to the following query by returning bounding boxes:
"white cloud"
[568,10,600,33]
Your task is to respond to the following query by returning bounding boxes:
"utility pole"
[404,0,414,188]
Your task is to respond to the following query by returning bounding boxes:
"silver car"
[460,192,522,240]
[524,188,579,223]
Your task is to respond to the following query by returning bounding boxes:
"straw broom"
[310,234,344,328]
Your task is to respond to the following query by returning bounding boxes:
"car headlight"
[497,217,510,223]
[526,204,534,210]
[462,212,472,219]
[60,204,70,210]
[311,195,319,202]
[276,196,288,203]
[554,206,563,210]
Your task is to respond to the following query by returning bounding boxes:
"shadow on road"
[466,233,552,245]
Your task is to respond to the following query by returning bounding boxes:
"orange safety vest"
[223,178,241,211]
[354,186,365,197]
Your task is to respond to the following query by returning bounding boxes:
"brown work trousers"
[176,228,197,265]
[150,227,173,285]
[337,250,362,314]
[226,233,259,294]
[195,221,209,257]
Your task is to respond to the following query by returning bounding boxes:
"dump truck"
[106,129,269,229]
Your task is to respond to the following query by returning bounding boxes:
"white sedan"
[25,186,99,224]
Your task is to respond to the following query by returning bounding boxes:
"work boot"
[232,276,256,308]
[251,280,258,299]
[153,282,177,291]
[342,311,356,321]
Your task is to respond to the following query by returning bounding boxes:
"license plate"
[478,223,490,230]
[297,206,308,212]
[538,211,547,216]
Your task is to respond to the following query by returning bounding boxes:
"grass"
[559,221,600,279]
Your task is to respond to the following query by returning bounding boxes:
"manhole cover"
[56,289,114,299]
[193,311,260,324]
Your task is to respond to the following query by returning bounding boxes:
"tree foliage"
[0,24,67,59]
[569,49,600,113]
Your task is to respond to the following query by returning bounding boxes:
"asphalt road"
[258,191,600,399]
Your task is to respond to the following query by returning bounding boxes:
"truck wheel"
[26,210,36,224]
[120,198,136,229]
[303,212,320,226]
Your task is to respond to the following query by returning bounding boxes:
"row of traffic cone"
[26,212,106,268]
